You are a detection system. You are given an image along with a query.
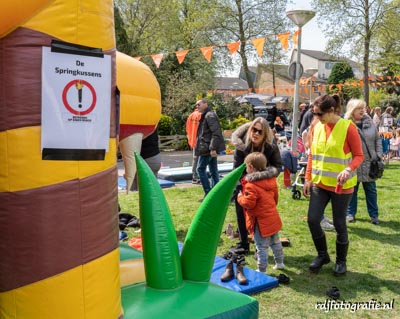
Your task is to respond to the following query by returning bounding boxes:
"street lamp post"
[286,10,315,153]
[306,68,318,103]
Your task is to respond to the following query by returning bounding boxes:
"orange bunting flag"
[151,53,163,68]
[293,29,301,46]
[176,50,189,64]
[252,37,265,57]
[200,46,214,63]
[277,32,290,51]
[134,56,142,61]
[227,41,240,55]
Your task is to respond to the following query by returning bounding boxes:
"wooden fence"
[159,135,187,151]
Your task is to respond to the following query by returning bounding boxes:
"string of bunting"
[133,30,300,68]
[215,75,400,96]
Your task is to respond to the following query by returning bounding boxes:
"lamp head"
[286,10,316,27]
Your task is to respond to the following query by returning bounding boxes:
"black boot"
[235,255,248,285]
[230,242,250,255]
[309,235,331,273]
[333,241,348,276]
[220,261,234,282]
[236,264,248,285]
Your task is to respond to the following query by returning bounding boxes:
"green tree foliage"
[207,94,250,130]
[114,0,217,131]
[369,89,391,108]
[328,63,359,106]
[312,0,397,104]
[207,0,290,92]
[371,0,400,78]
[158,114,173,136]
[328,62,354,84]
[379,94,400,116]
[342,78,362,102]
[114,5,130,54]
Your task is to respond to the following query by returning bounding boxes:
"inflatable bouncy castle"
[0,1,259,318]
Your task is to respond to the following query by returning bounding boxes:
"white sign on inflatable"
[41,47,111,151]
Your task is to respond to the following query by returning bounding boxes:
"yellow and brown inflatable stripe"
[0,1,121,318]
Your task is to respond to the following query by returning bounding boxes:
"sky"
[222,0,327,76]
[286,0,327,52]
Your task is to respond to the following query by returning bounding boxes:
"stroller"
[291,161,307,200]
[281,138,306,200]
[281,150,300,198]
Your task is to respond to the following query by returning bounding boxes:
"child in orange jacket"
[237,152,284,272]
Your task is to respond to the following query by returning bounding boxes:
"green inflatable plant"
[135,153,245,288]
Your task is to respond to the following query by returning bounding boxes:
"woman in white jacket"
[345,99,383,225]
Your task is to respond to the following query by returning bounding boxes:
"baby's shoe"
[273,263,285,270]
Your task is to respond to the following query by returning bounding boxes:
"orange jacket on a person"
[238,167,282,237]
[186,109,201,148]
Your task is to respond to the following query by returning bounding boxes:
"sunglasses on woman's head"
[252,127,263,135]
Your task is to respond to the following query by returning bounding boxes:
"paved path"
[117,151,234,187]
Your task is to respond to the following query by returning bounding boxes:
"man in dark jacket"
[194,99,225,200]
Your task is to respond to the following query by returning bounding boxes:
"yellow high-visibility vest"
[311,119,357,189]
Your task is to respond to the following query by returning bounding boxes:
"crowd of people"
[128,94,397,277]
[184,94,398,277]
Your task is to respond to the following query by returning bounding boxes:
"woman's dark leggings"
[235,196,248,244]
[308,186,352,244]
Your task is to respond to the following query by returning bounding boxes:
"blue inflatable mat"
[158,162,233,181]
[176,243,278,295]
[118,176,175,190]
[210,255,279,295]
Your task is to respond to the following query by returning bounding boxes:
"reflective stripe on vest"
[311,119,357,188]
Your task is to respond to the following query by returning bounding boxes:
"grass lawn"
[118,161,400,319]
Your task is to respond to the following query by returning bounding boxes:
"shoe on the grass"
[346,215,355,223]
[126,216,140,228]
[320,218,335,231]
[281,238,291,247]
[370,217,380,225]
[273,263,285,270]
[326,286,340,300]
[277,273,290,284]
[119,231,128,241]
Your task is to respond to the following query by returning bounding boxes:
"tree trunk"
[363,0,370,105]
[237,0,254,93]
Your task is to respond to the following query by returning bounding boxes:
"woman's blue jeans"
[347,182,378,219]
[197,155,219,195]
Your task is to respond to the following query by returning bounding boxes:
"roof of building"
[215,77,249,90]
[255,64,294,82]
[300,49,360,68]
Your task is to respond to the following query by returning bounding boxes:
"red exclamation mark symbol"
[75,80,83,108]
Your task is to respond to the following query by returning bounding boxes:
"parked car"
[253,102,290,128]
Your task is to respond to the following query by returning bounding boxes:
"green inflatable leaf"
[180,164,245,281]
[135,153,183,289]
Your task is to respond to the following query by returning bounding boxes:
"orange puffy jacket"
[237,167,282,237]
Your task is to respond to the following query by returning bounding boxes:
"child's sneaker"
[273,263,285,270]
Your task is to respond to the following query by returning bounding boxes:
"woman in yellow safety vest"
[302,94,364,276]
